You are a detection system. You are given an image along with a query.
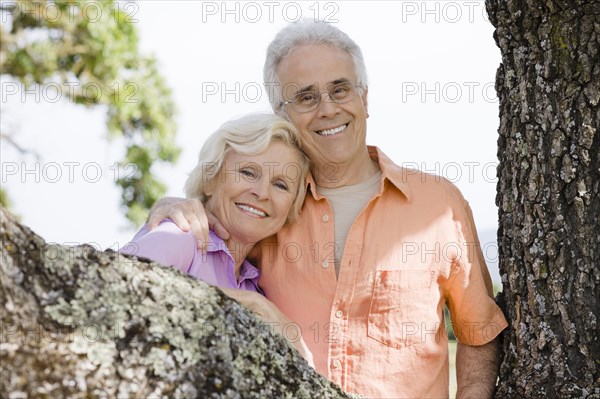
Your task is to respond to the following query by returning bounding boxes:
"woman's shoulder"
[120,219,196,268]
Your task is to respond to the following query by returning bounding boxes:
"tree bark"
[0,207,349,398]
[486,0,600,397]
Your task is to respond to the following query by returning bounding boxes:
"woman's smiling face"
[205,140,303,245]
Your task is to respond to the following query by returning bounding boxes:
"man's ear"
[276,107,293,123]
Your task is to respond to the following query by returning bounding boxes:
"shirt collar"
[207,230,262,281]
[239,259,261,280]
[306,146,412,201]
[207,230,229,253]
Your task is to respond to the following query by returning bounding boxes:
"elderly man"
[149,20,508,398]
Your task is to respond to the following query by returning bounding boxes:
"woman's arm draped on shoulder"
[147,197,230,251]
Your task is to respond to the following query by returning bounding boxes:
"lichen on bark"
[0,207,349,398]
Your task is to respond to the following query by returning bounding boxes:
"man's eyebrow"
[295,78,351,93]
[330,78,351,85]
[296,83,317,93]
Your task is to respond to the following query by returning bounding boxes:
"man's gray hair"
[264,20,368,113]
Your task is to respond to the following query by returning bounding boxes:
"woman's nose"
[250,179,269,200]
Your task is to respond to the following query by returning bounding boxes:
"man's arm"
[148,197,229,251]
[455,337,500,399]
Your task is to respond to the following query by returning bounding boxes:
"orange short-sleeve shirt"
[258,147,508,398]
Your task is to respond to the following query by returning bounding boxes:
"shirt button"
[322,214,329,222]
[322,260,328,268]
[335,310,343,318]
[333,359,341,368]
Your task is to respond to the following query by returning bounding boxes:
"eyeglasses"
[281,82,362,113]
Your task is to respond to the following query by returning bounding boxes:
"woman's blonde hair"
[184,113,310,223]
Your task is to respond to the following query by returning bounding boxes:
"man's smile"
[316,123,349,136]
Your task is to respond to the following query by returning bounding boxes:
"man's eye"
[296,92,317,104]
[332,84,350,97]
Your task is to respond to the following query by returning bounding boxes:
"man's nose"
[316,92,340,117]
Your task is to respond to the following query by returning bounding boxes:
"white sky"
[1,1,501,276]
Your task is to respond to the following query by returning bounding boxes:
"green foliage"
[0,0,179,225]
[493,283,502,295]
[444,305,456,341]
[0,189,11,210]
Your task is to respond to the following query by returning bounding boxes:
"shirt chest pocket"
[367,269,438,349]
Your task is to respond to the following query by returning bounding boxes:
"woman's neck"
[206,203,253,279]
[224,237,254,279]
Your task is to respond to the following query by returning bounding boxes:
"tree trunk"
[486,0,600,397]
[0,207,348,398]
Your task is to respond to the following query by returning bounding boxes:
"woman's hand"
[147,197,229,251]
[221,288,315,368]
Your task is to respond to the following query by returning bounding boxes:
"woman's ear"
[204,182,214,197]
[362,86,369,118]
[203,180,215,215]
[203,173,218,197]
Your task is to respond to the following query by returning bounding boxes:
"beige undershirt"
[316,171,382,278]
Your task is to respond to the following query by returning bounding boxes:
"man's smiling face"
[276,44,369,171]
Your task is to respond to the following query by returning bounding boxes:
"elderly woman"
[120,113,310,293]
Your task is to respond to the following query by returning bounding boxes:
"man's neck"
[313,149,380,188]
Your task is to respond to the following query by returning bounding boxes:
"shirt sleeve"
[445,200,508,346]
[119,220,196,274]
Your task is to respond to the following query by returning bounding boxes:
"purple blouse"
[120,220,263,294]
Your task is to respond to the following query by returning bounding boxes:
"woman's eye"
[240,169,255,178]
[274,181,288,191]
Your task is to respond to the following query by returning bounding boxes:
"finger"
[188,205,209,252]
[147,210,164,230]
[147,197,180,230]
[165,211,191,232]
[208,213,230,241]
